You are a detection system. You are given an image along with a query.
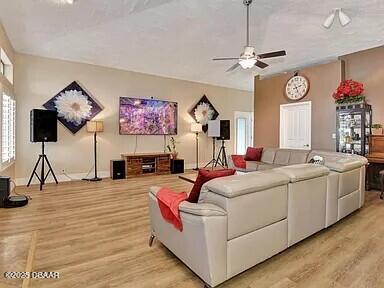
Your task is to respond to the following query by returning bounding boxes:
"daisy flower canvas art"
[189,95,219,132]
[43,81,103,134]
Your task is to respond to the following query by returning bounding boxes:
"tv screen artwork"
[119,97,178,135]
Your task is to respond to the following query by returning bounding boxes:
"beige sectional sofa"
[148,149,367,287]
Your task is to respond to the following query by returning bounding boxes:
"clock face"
[285,75,309,101]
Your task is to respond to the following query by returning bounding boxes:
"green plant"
[334,95,365,104]
[167,137,177,153]
[372,124,383,129]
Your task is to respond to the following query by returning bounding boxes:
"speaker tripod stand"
[205,138,224,169]
[215,140,228,168]
[27,141,58,191]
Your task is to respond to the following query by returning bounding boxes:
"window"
[2,94,16,164]
[234,111,253,155]
[236,117,247,155]
[0,48,13,84]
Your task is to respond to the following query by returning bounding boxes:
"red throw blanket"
[156,188,188,232]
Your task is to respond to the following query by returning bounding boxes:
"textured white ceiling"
[1,0,384,91]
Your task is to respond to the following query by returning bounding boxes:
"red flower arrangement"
[332,80,365,104]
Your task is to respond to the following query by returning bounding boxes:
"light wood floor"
[0,174,384,288]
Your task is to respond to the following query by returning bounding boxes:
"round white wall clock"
[285,75,310,101]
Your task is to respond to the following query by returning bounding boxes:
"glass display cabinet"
[336,103,372,155]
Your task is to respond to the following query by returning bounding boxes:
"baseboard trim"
[15,161,220,186]
[15,170,110,186]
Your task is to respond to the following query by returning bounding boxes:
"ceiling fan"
[213,0,286,72]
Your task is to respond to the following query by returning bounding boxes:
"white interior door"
[280,101,311,150]
[234,111,253,155]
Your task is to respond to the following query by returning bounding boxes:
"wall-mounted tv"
[119,97,178,135]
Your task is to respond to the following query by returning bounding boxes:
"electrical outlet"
[331,133,336,139]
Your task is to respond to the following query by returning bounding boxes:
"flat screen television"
[119,97,178,135]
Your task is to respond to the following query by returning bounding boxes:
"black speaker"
[218,120,230,141]
[30,109,58,142]
[110,160,126,180]
[171,159,184,174]
[0,176,10,208]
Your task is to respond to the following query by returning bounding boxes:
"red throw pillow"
[187,169,236,203]
[231,155,246,169]
[244,147,263,161]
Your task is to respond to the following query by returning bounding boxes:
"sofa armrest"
[324,159,364,173]
[179,201,227,216]
[148,192,227,287]
[150,186,226,216]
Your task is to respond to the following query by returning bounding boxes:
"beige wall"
[342,46,384,124]
[15,54,253,181]
[254,45,384,151]
[0,23,15,178]
[254,61,342,150]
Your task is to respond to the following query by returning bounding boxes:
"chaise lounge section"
[148,149,367,287]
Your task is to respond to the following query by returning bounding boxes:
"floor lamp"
[83,120,104,181]
[191,123,202,171]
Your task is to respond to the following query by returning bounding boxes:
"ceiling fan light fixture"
[212,0,286,72]
[323,10,336,29]
[239,58,257,69]
[323,8,351,28]
[338,9,351,26]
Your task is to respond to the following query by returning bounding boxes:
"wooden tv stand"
[121,152,171,178]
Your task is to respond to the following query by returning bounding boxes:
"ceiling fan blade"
[257,50,286,59]
[226,63,240,72]
[255,60,269,69]
[213,57,239,61]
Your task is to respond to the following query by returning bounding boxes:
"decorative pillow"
[187,168,236,203]
[244,147,263,161]
[231,155,246,169]
[308,155,325,165]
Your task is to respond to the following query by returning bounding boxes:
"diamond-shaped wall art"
[43,81,103,134]
[189,95,219,133]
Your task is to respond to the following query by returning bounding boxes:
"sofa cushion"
[245,161,260,170]
[202,170,290,198]
[188,169,236,203]
[244,147,263,161]
[260,148,277,164]
[288,150,310,165]
[200,181,288,241]
[274,150,291,165]
[274,164,329,183]
[257,163,282,171]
